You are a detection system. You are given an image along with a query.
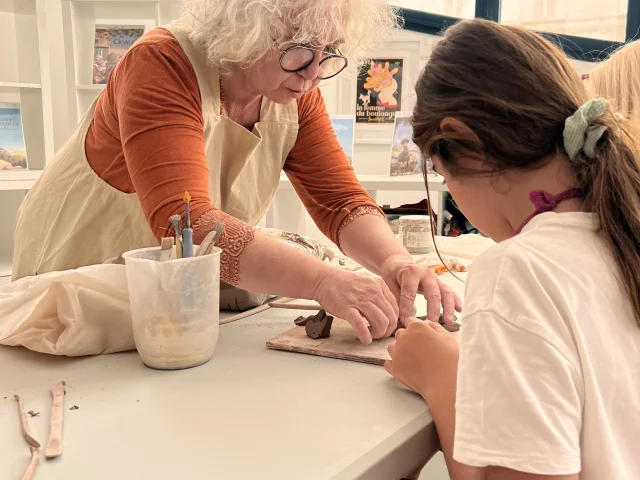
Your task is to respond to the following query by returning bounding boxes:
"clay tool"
[267,302,322,311]
[14,395,40,448]
[21,447,39,480]
[197,221,224,256]
[170,214,183,259]
[220,297,295,325]
[182,191,194,257]
[160,237,174,261]
[45,381,65,458]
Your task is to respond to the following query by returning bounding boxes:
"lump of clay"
[304,310,334,339]
[394,314,460,334]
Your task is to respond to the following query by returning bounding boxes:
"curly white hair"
[177,0,401,71]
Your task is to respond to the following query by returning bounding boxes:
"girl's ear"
[439,117,482,145]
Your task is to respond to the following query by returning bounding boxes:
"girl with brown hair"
[585,40,640,120]
[385,19,640,480]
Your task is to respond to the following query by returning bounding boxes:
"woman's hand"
[381,255,463,323]
[384,317,459,400]
[313,267,399,345]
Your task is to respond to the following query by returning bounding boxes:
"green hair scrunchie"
[563,98,608,160]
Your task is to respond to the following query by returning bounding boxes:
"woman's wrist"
[380,253,414,279]
[310,263,342,303]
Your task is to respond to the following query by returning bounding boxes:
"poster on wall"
[389,111,432,177]
[0,103,28,170]
[329,115,355,165]
[93,25,145,84]
[356,58,403,124]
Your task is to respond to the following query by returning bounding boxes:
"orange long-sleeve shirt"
[85,28,383,285]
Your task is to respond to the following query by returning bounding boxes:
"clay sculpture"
[304,310,334,339]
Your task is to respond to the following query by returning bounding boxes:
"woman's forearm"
[236,229,332,300]
[339,214,412,275]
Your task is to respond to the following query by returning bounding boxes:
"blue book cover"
[0,104,27,170]
[330,115,355,165]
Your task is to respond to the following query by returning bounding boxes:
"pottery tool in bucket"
[182,191,194,258]
[170,214,183,259]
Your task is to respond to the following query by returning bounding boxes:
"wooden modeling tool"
[45,381,65,458]
[170,214,183,259]
[15,394,41,479]
[14,395,40,448]
[220,297,295,325]
[182,191,194,257]
[21,447,39,480]
[267,302,322,310]
[160,237,174,261]
[197,221,224,256]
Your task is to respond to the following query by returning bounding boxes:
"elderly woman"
[13,0,460,344]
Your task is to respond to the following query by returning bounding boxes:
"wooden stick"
[20,446,39,480]
[14,395,40,448]
[220,297,295,325]
[45,381,65,458]
[267,302,322,311]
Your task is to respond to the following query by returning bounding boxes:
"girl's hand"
[381,256,463,323]
[313,267,399,345]
[384,317,459,400]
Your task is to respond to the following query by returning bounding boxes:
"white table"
[0,271,466,480]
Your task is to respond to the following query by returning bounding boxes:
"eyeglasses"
[277,43,348,80]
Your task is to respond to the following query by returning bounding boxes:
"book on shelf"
[93,25,146,84]
[0,103,27,171]
[329,114,355,165]
[389,111,432,177]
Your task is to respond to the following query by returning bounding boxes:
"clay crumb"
[27,411,40,417]
[69,405,79,410]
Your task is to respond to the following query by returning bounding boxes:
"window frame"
[399,0,640,62]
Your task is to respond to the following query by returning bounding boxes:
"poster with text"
[389,111,433,176]
[93,25,145,84]
[330,115,355,165]
[356,58,403,124]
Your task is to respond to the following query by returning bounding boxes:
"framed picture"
[92,19,155,84]
[355,58,404,124]
[389,111,433,177]
[329,114,356,165]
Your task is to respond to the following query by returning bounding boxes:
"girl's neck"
[499,156,583,236]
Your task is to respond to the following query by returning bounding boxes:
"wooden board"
[266,319,392,366]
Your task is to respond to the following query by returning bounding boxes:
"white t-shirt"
[453,212,640,478]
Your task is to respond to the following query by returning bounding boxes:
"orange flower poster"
[356,58,403,124]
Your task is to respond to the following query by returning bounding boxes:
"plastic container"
[122,246,221,370]
[399,215,434,254]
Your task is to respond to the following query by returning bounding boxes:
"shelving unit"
[0,0,56,281]
[63,0,180,124]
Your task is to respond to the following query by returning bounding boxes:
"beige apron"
[12,25,299,299]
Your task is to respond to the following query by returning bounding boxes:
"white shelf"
[278,173,448,192]
[0,169,43,190]
[77,84,105,91]
[0,81,41,89]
